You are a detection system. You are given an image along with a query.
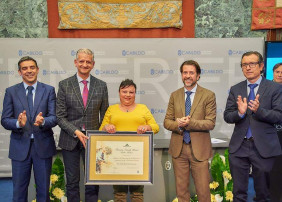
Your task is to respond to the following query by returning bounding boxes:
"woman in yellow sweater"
[99,79,159,202]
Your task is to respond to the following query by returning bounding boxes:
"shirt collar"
[77,73,90,83]
[23,81,37,91]
[184,84,197,94]
[247,76,262,86]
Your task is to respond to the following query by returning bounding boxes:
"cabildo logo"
[0,70,14,75]
[201,69,223,75]
[136,90,145,95]
[18,50,43,56]
[71,50,76,56]
[95,69,119,75]
[178,50,201,56]
[122,50,145,56]
[42,70,67,75]
[150,69,175,75]
[228,50,247,56]
[122,50,155,56]
[151,108,166,114]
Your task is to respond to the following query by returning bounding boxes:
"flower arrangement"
[49,156,66,202]
[172,149,233,202]
[210,149,233,202]
[32,156,66,202]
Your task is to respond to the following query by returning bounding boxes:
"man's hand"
[177,116,190,128]
[104,124,116,134]
[237,95,247,115]
[248,94,260,113]
[34,112,44,126]
[75,130,89,148]
[18,110,27,127]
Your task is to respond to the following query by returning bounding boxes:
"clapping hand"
[18,110,27,127]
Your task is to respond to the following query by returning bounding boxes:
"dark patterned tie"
[246,83,258,139]
[183,91,192,143]
[27,86,34,115]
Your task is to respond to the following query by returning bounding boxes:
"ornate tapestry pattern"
[251,0,282,30]
[58,0,182,29]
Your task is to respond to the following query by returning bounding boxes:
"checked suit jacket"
[56,74,109,151]
[164,85,216,161]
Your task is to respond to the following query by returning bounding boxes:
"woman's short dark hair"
[119,79,137,92]
[18,56,38,70]
[273,63,282,72]
[180,60,201,75]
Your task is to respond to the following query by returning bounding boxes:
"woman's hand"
[104,124,116,133]
[137,125,152,134]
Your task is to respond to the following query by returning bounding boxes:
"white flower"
[219,155,225,165]
[215,194,223,202]
[61,196,67,202]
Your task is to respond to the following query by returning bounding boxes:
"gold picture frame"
[85,131,154,185]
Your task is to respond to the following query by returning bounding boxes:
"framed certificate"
[85,131,154,185]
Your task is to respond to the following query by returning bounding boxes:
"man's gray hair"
[76,48,94,60]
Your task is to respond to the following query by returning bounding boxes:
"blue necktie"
[27,86,34,115]
[246,84,258,139]
[183,91,192,143]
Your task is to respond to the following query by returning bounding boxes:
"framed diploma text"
[85,131,154,185]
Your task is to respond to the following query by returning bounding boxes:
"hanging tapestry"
[58,0,182,29]
[251,0,282,30]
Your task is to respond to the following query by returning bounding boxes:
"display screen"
[264,41,282,80]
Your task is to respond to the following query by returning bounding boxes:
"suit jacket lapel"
[178,88,185,117]
[71,75,85,109]
[87,75,96,110]
[16,83,30,119]
[241,80,248,99]
[32,82,45,119]
[256,77,267,98]
[190,86,203,116]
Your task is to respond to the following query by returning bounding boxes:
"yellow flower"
[209,181,219,189]
[223,171,232,180]
[226,191,233,201]
[172,197,178,202]
[52,187,65,199]
[50,174,59,184]
[32,200,36,202]
[211,194,216,202]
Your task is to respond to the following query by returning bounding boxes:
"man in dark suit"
[224,51,282,201]
[164,60,216,202]
[1,56,57,202]
[56,48,109,202]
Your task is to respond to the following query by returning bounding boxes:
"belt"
[244,137,254,141]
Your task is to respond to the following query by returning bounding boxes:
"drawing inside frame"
[85,131,154,185]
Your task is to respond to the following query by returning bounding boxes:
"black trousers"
[62,141,99,202]
[270,130,282,202]
[229,139,275,202]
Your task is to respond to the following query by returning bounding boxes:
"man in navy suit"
[1,56,57,202]
[224,51,282,201]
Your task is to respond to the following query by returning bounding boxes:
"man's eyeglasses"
[241,62,261,69]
